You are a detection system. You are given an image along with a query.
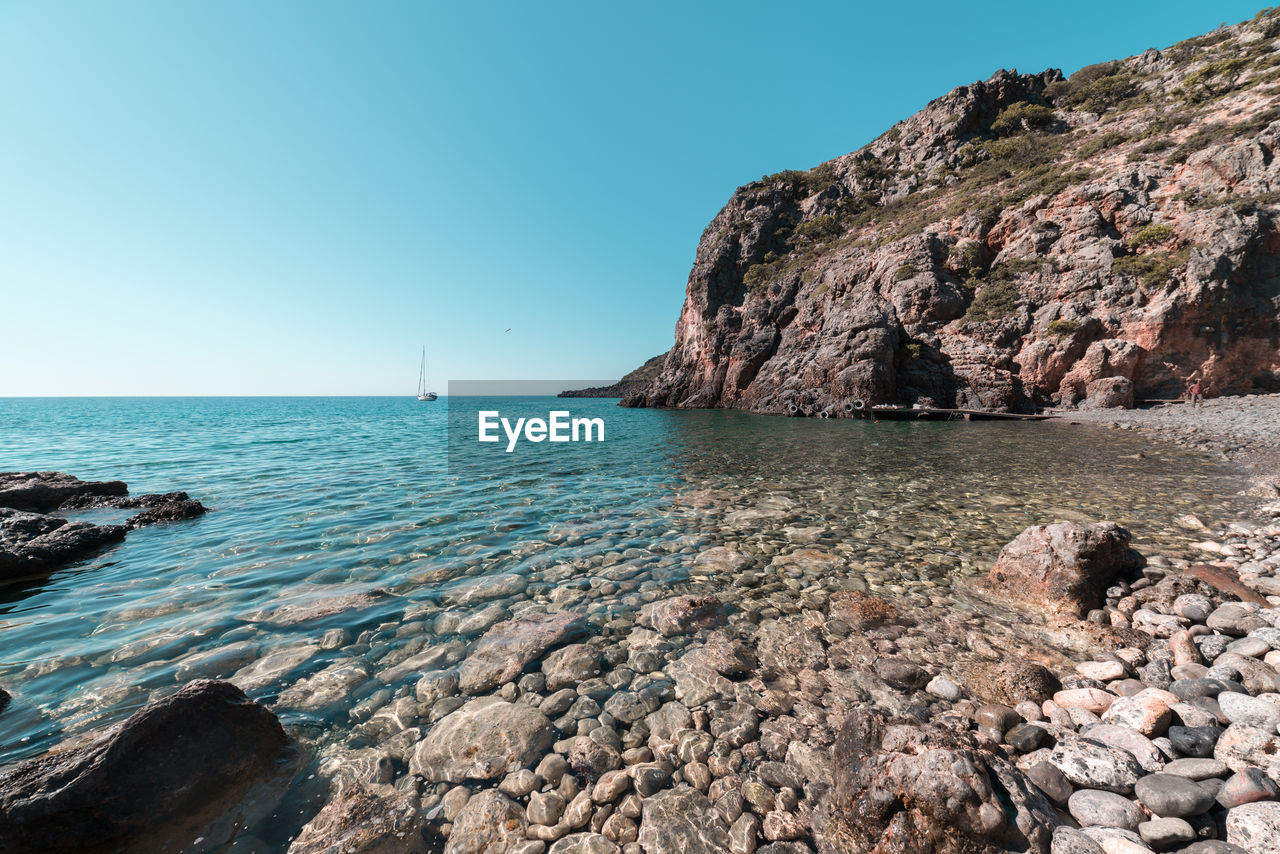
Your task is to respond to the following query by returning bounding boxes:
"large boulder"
[986,521,1143,617]
[0,472,126,512]
[410,696,553,783]
[288,783,429,854]
[813,709,1058,854]
[0,679,301,854]
[458,610,587,694]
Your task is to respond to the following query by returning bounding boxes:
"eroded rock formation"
[626,17,1280,413]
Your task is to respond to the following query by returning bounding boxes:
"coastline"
[2,399,1280,852]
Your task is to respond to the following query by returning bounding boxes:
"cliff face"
[625,13,1280,414]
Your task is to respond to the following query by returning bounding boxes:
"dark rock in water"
[0,471,126,512]
[0,508,126,583]
[637,595,725,637]
[637,786,729,854]
[458,610,588,694]
[0,474,208,586]
[0,685,9,713]
[986,521,1144,618]
[813,709,1058,853]
[409,696,553,782]
[288,783,428,854]
[954,659,1061,706]
[0,679,301,854]
[59,489,209,529]
[122,493,208,528]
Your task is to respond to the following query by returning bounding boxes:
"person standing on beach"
[1188,378,1204,408]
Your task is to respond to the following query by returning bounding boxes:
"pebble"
[1068,788,1145,830]
[1135,772,1217,817]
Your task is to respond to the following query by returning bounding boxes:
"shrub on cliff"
[893,264,918,281]
[1112,247,1191,287]
[1127,223,1174,247]
[990,101,1057,136]
[1045,61,1140,113]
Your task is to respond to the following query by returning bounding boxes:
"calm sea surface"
[0,396,1252,841]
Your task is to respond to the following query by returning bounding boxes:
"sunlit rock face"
[627,19,1280,414]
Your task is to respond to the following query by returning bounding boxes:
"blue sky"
[0,0,1263,395]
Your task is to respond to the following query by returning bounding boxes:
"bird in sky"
[504,328,511,333]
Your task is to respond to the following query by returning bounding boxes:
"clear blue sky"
[0,0,1262,395]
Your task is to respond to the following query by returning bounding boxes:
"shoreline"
[2,399,1280,852]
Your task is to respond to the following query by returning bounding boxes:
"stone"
[1068,789,1144,830]
[1169,725,1222,759]
[1006,723,1049,753]
[1137,817,1195,849]
[874,657,929,690]
[1078,660,1127,682]
[1219,692,1280,729]
[1216,723,1280,774]
[1162,758,1228,780]
[544,644,603,691]
[0,507,126,582]
[458,611,587,694]
[637,596,724,637]
[1217,767,1280,809]
[440,790,528,853]
[548,833,620,854]
[926,675,962,700]
[1027,761,1075,805]
[1080,724,1164,773]
[1102,689,1176,737]
[1048,735,1144,793]
[813,709,1058,852]
[1135,772,1216,818]
[637,786,730,854]
[986,521,1142,617]
[1050,826,1106,853]
[289,784,429,854]
[756,617,826,677]
[0,680,300,854]
[954,659,1060,706]
[529,791,568,826]
[409,696,553,782]
[1225,801,1280,852]
[276,660,370,713]
[568,735,622,778]
[240,588,393,626]
[1055,688,1117,714]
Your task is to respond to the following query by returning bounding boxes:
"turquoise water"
[0,396,1251,836]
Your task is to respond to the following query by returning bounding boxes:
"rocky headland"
[623,11,1280,415]
[0,471,208,585]
[559,354,670,399]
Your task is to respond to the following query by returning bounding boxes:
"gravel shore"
[1061,393,1280,500]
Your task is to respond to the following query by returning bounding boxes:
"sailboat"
[417,347,438,401]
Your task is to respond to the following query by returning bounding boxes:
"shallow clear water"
[0,396,1251,837]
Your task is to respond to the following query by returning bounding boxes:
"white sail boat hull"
[416,347,438,401]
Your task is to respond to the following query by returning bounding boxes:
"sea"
[0,396,1252,844]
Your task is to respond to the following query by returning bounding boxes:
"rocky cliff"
[625,12,1280,414]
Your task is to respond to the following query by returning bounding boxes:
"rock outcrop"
[0,472,208,584]
[558,352,669,398]
[625,14,1280,414]
[0,679,301,854]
